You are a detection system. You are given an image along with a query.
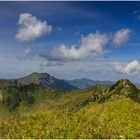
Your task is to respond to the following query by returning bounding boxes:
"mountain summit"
[17,72,77,91]
[109,79,139,96]
[98,79,140,102]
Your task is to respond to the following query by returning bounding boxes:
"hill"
[66,78,114,88]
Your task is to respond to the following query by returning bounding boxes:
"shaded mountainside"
[0,82,67,111]
[66,78,114,88]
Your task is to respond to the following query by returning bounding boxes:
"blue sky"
[1,1,140,82]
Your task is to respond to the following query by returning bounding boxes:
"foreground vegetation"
[1,99,140,139]
[0,79,140,138]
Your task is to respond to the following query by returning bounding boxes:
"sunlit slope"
[1,99,140,139]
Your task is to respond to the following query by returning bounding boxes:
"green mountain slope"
[0,83,66,112]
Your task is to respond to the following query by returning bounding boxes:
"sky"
[1,1,140,82]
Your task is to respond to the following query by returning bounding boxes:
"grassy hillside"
[0,79,140,138]
[1,99,140,139]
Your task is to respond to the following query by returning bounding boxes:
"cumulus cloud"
[113,28,131,47]
[115,60,140,75]
[47,31,109,61]
[15,13,52,41]
[39,28,131,67]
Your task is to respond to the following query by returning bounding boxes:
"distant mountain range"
[0,73,139,92]
[0,73,116,91]
[66,78,114,89]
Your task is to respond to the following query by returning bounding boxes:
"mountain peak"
[99,79,140,102]
[109,79,138,92]
[17,72,77,91]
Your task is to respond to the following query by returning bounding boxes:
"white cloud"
[115,60,140,75]
[47,31,109,61]
[113,28,131,47]
[15,13,52,41]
